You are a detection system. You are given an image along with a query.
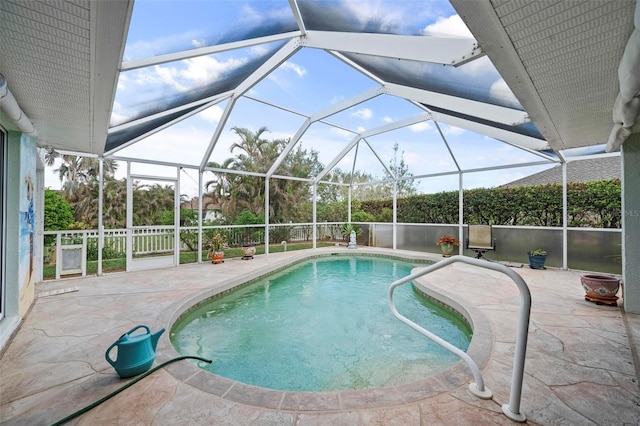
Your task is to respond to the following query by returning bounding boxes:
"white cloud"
[351,108,373,120]
[155,65,186,91]
[330,127,355,139]
[201,105,223,123]
[382,116,394,123]
[489,78,520,105]
[192,39,206,48]
[180,55,247,85]
[280,61,307,78]
[250,44,270,56]
[116,74,128,91]
[409,121,433,132]
[458,55,495,77]
[109,101,128,125]
[124,30,202,61]
[422,15,473,38]
[498,143,514,152]
[356,126,366,132]
[443,125,465,136]
[344,1,405,33]
[267,60,306,90]
[241,4,262,22]
[402,151,424,167]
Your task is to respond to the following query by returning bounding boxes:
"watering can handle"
[119,324,151,340]
[105,325,151,367]
[105,340,118,367]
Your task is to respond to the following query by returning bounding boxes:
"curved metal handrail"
[388,255,531,422]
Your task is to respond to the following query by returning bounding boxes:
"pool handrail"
[387,255,531,423]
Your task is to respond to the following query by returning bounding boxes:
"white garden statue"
[347,230,357,249]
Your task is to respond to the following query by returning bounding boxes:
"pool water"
[171,256,471,391]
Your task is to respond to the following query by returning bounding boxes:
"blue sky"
[46,0,556,197]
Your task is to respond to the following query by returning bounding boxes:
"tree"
[44,189,74,231]
[43,148,118,203]
[205,126,322,224]
[385,142,416,197]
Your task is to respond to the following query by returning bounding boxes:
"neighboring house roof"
[181,196,221,211]
[501,156,620,188]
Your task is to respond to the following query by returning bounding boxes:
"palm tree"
[102,178,127,228]
[43,148,118,202]
[204,126,325,224]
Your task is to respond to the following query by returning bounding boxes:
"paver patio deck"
[1,247,639,425]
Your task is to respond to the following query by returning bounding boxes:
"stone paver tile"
[491,362,600,426]
[1,372,123,426]
[149,382,239,425]
[536,325,635,374]
[0,361,97,404]
[359,404,421,425]
[280,391,341,411]
[553,381,640,425]
[419,392,513,426]
[77,369,179,425]
[295,410,360,425]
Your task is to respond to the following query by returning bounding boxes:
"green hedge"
[359,179,621,228]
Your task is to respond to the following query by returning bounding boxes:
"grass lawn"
[42,241,341,280]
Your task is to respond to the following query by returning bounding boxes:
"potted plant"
[436,235,459,257]
[580,274,620,306]
[342,223,361,247]
[342,223,361,239]
[241,243,255,260]
[528,249,547,269]
[208,232,228,264]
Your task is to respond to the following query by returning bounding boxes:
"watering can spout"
[151,328,165,352]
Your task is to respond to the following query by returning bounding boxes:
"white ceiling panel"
[452,0,636,151]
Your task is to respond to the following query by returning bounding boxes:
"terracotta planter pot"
[580,274,620,306]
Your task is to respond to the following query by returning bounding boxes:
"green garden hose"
[51,355,212,426]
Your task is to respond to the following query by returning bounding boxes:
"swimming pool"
[171,255,471,392]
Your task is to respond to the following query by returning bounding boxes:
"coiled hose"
[51,355,212,426]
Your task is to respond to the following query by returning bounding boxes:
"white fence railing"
[42,223,347,278]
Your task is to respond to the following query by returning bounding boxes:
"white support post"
[562,162,568,270]
[175,167,181,266]
[348,186,352,223]
[393,180,397,250]
[459,172,464,255]
[98,159,103,276]
[198,170,203,263]
[312,183,317,249]
[265,177,270,255]
[125,161,132,272]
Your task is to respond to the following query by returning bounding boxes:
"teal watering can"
[105,325,165,378]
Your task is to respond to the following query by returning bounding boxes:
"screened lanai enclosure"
[2,0,639,318]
